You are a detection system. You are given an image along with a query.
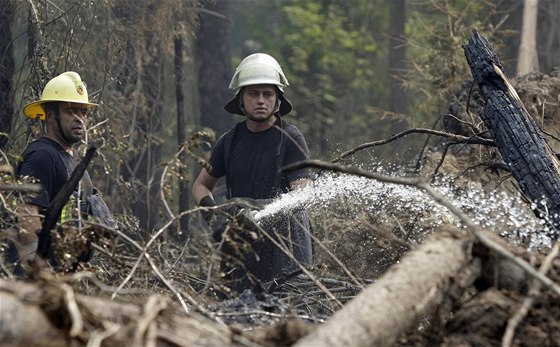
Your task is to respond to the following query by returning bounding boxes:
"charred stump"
[463,30,560,235]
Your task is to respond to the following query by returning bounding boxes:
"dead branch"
[330,127,494,163]
[100,213,217,321]
[0,183,42,192]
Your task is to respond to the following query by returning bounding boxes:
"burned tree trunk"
[463,29,560,233]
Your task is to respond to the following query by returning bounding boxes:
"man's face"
[241,84,277,121]
[47,102,88,144]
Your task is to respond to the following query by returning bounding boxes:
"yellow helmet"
[23,71,98,120]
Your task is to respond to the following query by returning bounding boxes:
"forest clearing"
[1,1,560,347]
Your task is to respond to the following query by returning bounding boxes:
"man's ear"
[42,102,58,120]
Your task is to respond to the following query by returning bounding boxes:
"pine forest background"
[1,0,559,236]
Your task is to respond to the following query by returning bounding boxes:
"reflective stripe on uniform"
[60,200,74,224]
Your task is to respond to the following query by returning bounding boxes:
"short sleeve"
[284,125,311,182]
[17,148,59,208]
[207,132,227,178]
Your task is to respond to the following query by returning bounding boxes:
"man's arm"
[16,203,42,262]
[192,168,219,205]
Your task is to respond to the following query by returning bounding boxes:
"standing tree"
[0,0,15,150]
[195,0,234,137]
[388,0,408,118]
[517,0,540,76]
[539,0,560,72]
[193,0,233,205]
[111,0,166,232]
[175,34,190,233]
[100,0,199,232]
[388,0,409,156]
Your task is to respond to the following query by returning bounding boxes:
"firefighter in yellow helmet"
[192,53,313,295]
[11,72,113,273]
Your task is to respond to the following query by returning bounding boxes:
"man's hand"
[199,195,217,223]
[199,196,273,242]
[198,196,229,242]
[225,198,271,231]
[228,197,272,210]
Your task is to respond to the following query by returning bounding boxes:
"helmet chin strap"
[53,104,73,144]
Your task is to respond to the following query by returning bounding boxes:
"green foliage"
[231,0,391,158]
[229,0,524,161]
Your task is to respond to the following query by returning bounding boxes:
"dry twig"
[61,283,84,337]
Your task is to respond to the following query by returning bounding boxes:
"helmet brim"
[224,91,293,117]
[23,99,98,120]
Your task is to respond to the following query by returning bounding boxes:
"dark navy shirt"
[16,137,92,208]
[208,118,310,199]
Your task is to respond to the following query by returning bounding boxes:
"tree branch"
[330,128,494,163]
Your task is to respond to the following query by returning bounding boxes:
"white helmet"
[225,53,293,116]
[228,53,289,92]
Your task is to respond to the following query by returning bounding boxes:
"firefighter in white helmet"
[11,71,114,273]
[192,53,313,295]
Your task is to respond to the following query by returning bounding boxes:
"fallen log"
[294,231,476,347]
[0,279,235,347]
[463,29,560,233]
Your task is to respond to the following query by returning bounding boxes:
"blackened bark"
[463,30,560,233]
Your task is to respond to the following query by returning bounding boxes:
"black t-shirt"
[16,137,92,208]
[208,118,310,199]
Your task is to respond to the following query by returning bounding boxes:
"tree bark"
[389,0,408,117]
[175,36,190,234]
[516,0,540,76]
[0,0,15,150]
[294,232,474,347]
[196,0,235,137]
[464,29,560,232]
[1,291,67,347]
[112,1,166,232]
